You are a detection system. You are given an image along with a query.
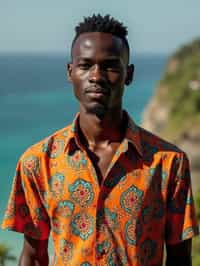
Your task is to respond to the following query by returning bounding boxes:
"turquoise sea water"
[0,53,167,265]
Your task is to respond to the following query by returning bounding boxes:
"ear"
[67,63,73,82]
[125,64,134,86]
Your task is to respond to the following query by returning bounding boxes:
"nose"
[89,64,106,83]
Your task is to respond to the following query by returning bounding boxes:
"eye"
[103,62,121,72]
[78,63,91,70]
[106,66,121,73]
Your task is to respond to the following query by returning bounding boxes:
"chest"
[44,148,168,241]
[86,144,120,182]
[47,153,167,236]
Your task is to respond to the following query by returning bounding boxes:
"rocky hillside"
[142,38,200,192]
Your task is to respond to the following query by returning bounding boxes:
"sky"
[0,0,200,54]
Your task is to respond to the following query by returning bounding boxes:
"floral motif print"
[60,239,73,263]
[80,262,91,266]
[42,138,65,158]
[182,226,199,240]
[120,185,144,216]
[107,248,127,266]
[35,207,49,222]
[125,219,142,245]
[104,208,118,230]
[97,208,119,231]
[22,155,40,177]
[71,212,94,240]
[96,240,111,258]
[48,173,65,197]
[54,200,74,218]
[52,218,62,234]
[69,179,94,207]
[67,149,87,168]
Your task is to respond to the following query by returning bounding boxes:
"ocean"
[0,53,167,265]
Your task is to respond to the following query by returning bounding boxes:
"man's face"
[68,32,134,117]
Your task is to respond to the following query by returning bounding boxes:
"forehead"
[71,32,128,60]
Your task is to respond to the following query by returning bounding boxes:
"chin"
[86,105,108,119]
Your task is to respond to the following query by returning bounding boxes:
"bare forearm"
[19,252,49,266]
[19,253,49,266]
[19,235,49,266]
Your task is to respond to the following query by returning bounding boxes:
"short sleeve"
[165,152,199,244]
[1,155,50,240]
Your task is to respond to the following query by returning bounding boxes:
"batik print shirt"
[2,112,199,266]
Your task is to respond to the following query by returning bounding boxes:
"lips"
[86,86,110,96]
[87,92,107,101]
[87,90,109,102]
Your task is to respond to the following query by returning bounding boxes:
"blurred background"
[0,0,199,265]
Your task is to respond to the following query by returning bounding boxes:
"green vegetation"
[194,190,200,222]
[156,38,200,140]
[174,39,200,61]
[192,235,200,266]
[0,244,16,266]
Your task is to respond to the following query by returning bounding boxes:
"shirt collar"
[64,113,81,148]
[65,111,143,157]
[124,111,143,157]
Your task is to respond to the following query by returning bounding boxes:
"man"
[2,14,199,266]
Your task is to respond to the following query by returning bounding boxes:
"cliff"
[142,38,200,192]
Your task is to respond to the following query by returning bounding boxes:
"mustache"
[85,85,110,95]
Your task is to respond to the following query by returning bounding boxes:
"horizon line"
[0,51,170,56]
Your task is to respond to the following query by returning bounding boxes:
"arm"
[166,239,192,266]
[19,235,49,266]
[165,152,199,266]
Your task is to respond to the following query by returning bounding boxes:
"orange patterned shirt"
[2,112,199,266]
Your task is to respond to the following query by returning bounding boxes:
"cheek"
[71,73,87,100]
[71,70,88,87]
[108,72,126,85]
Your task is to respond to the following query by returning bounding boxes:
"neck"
[79,108,125,147]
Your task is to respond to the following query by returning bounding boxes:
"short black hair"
[71,14,130,58]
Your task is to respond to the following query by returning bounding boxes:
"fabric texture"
[2,112,199,266]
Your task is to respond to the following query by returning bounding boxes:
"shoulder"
[19,124,72,163]
[138,126,188,162]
